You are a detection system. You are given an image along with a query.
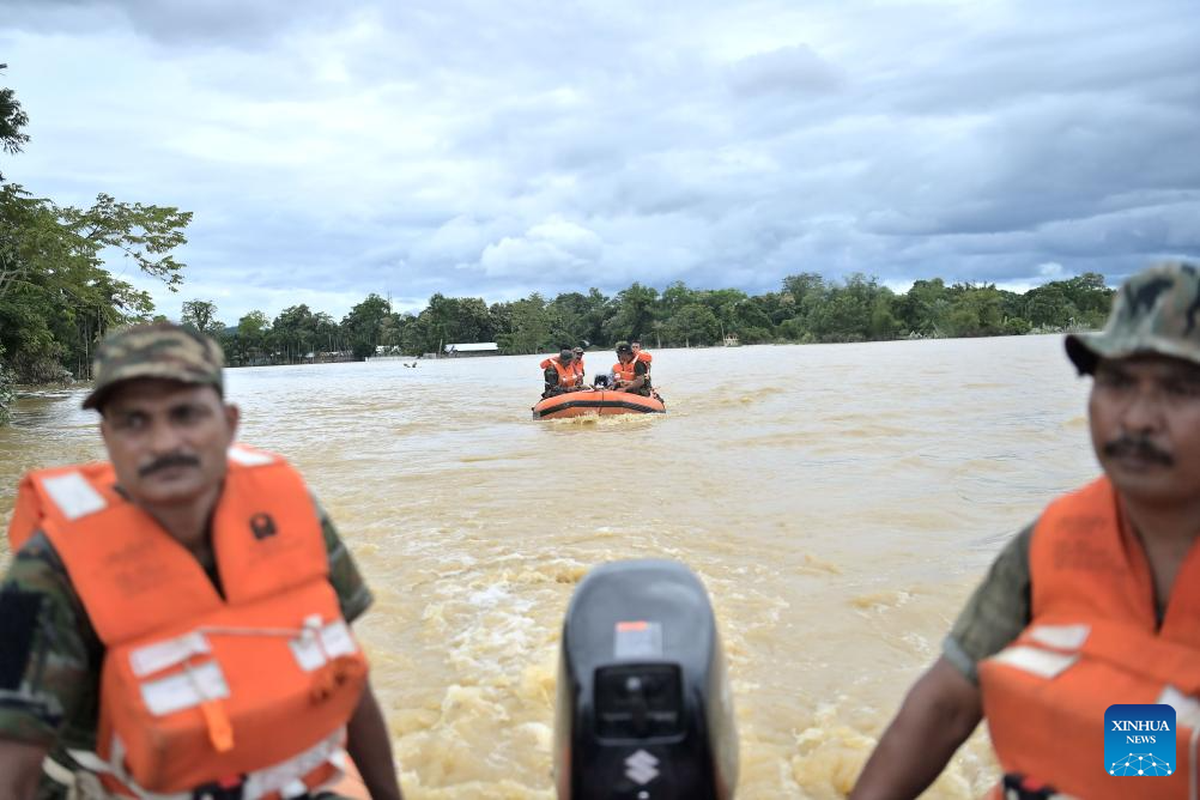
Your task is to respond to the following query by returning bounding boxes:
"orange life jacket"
[613,359,642,384]
[541,355,585,380]
[551,358,581,389]
[32,445,368,799]
[8,461,121,552]
[634,349,652,364]
[979,477,1200,799]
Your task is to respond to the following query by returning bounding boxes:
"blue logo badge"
[1105,704,1176,777]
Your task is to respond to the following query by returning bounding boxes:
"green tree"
[59,193,191,291]
[662,304,721,346]
[0,187,179,382]
[660,281,698,320]
[605,283,659,343]
[488,302,514,343]
[181,299,222,336]
[895,278,952,336]
[0,64,30,181]
[342,293,392,359]
[271,304,320,363]
[782,272,825,308]
[548,291,599,347]
[498,293,554,354]
[235,310,271,365]
[945,285,1005,337]
[804,274,891,342]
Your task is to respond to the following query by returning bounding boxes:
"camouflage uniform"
[943,261,1200,682]
[0,322,376,798]
[0,505,372,799]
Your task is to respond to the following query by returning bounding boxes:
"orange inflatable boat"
[532,389,666,419]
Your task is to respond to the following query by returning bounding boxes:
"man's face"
[631,343,641,353]
[617,351,634,364]
[100,378,239,509]
[1089,355,1200,505]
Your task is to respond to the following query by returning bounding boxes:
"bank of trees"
[188,270,1112,367]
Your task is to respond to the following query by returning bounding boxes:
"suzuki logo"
[624,749,659,785]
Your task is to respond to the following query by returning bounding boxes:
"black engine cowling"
[554,559,738,799]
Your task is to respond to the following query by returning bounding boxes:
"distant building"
[444,342,500,357]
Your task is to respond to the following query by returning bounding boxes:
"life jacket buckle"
[1001,772,1061,799]
[191,775,245,799]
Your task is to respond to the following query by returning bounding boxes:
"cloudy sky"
[3,0,1198,323]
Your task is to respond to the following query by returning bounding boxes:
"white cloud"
[479,217,603,279]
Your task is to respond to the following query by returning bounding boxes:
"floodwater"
[0,336,1099,798]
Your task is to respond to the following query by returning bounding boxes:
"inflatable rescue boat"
[532,388,666,419]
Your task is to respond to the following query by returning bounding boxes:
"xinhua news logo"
[1105,704,1176,777]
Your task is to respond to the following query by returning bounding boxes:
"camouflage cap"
[1066,261,1200,375]
[82,321,225,410]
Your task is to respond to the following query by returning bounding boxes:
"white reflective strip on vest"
[129,631,211,678]
[68,737,190,800]
[41,755,77,786]
[1026,623,1090,651]
[40,472,108,520]
[288,619,358,672]
[1160,685,1200,730]
[991,645,1079,679]
[227,445,274,466]
[241,728,347,799]
[139,661,230,716]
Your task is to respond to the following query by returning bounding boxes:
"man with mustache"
[852,262,1200,799]
[0,322,403,799]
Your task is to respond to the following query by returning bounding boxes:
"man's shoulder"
[0,530,99,749]
[2,530,89,640]
[942,523,1036,682]
[5,530,74,592]
[307,495,374,624]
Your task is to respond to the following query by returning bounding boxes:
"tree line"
[184,271,1113,368]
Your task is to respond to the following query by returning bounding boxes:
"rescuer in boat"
[543,348,588,398]
[611,342,652,396]
[0,322,404,800]
[572,346,586,378]
[851,262,1200,800]
[631,340,653,369]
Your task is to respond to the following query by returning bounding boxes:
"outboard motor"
[555,559,738,799]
